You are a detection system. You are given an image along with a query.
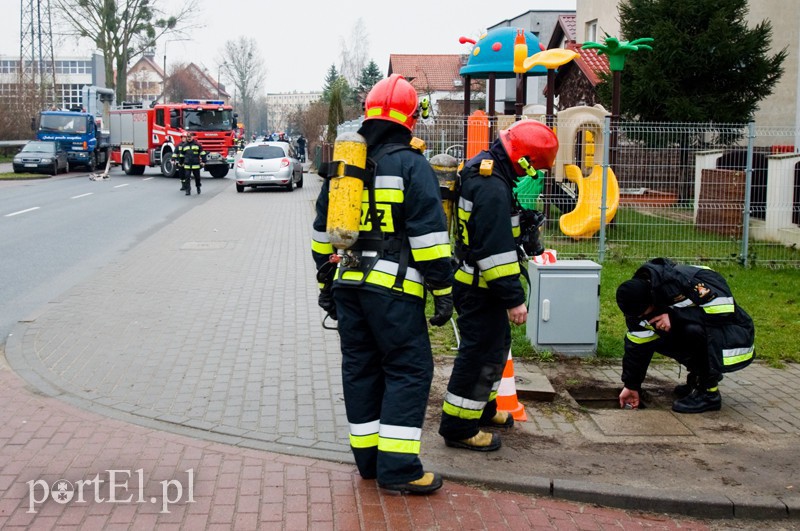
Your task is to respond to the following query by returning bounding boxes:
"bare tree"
[219,37,266,135]
[53,0,198,103]
[339,18,369,87]
[164,63,213,102]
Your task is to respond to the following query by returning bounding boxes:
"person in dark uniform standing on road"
[311,74,453,495]
[296,134,307,162]
[173,132,206,196]
[616,258,756,413]
[174,134,189,192]
[439,120,558,452]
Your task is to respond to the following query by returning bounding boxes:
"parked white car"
[234,141,303,192]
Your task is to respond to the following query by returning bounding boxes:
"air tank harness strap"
[317,161,371,182]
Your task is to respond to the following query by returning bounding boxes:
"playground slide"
[558,164,620,240]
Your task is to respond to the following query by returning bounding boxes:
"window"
[586,19,598,43]
[155,109,164,126]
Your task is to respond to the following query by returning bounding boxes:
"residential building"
[387,54,484,116]
[265,91,322,133]
[0,53,104,109]
[573,0,800,134]
[487,9,576,114]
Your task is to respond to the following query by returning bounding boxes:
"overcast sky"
[4,0,575,94]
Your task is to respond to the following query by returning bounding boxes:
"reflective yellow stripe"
[512,226,521,238]
[443,401,483,419]
[431,286,452,296]
[349,433,378,449]
[340,270,364,281]
[312,240,334,255]
[455,268,488,288]
[482,262,521,282]
[364,269,425,298]
[365,107,409,123]
[703,304,735,315]
[378,437,420,454]
[360,189,404,203]
[488,391,498,402]
[626,331,658,344]
[723,347,754,366]
[412,243,451,262]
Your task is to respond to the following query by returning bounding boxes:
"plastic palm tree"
[581,35,653,166]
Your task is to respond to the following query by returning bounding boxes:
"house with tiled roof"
[387,54,484,116]
[126,51,229,107]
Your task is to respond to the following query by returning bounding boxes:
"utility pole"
[19,0,57,109]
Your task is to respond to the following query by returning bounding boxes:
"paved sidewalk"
[3,172,799,525]
[0,355,715,529]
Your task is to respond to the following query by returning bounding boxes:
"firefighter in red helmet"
[439,119,558,451]
[311,74,452,494]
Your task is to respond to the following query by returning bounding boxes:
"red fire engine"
[109,99,237,178]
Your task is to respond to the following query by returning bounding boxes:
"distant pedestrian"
[616,258,756,413]
[173,132,206,196]
[296,135,307,162]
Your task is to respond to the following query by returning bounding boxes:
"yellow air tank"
[327,132,368,250]
[429,153,459,235]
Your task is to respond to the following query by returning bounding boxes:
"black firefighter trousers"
[334,287,432,485]
[438,284,509,441]
[647,316,721,389]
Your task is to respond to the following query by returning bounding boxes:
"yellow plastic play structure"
[553,105,621,240]
[558,164,619,240]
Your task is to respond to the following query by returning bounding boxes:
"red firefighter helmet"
[363,74,419,131]
[499,120,559,176]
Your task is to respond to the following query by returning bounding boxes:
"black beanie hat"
[616,278,652,317]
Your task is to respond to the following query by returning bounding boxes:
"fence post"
[598,116,612,263]
[741,121,755,266]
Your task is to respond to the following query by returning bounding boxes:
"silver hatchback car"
[234,142,304,192]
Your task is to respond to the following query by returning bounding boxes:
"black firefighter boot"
[196,184,201,195]
[672,387,722,414]
[673,373,700,399]
[185,185,191,196]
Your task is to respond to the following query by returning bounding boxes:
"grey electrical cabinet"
[526,260,601,357]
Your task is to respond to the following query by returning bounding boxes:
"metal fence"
[408,115,800,268]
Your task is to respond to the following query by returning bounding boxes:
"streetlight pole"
[162,39,189,100]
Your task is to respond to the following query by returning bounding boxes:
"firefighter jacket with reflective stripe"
[312,143,452,298]
[453,150,525,309]
[173,140,207,170]
[621,258,755,390]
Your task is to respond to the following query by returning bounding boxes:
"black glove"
[318,285,337,320]
[428,286,453,327]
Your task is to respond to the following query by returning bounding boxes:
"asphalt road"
[0,165,233,342]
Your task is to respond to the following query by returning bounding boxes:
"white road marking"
[113,183,129,188]
[5,207,40,217]
[71,193,93,199]
[143,177,154,181]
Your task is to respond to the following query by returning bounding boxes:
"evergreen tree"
[326,79,346,143]
[607,0,786,123]
[322,64,340,103]
[355,60,383,106]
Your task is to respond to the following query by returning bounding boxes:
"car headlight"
[13,157,21,163]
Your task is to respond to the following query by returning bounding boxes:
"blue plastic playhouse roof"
[460,27,548,79]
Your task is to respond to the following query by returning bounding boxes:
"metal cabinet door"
[536,272,599,345]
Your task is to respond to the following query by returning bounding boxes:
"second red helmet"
[499,120,559,176]
[363,74,419,131]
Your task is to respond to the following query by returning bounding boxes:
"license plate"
[251,175,270,180]
[25,163,37,168]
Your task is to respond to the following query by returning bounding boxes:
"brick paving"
[0,358,712,529]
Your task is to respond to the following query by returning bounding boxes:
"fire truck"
[109,99,237,178]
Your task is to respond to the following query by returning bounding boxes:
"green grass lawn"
[0,172,50,180]
[429,257,800,366]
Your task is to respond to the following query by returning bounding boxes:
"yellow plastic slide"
[558,164,620,240]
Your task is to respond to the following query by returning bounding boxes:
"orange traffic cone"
[496,349,527,421]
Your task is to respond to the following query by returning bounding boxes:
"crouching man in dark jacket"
[616,258,755,413]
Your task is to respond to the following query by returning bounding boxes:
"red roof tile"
[388,54,465,92]
[567,41,610,86]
